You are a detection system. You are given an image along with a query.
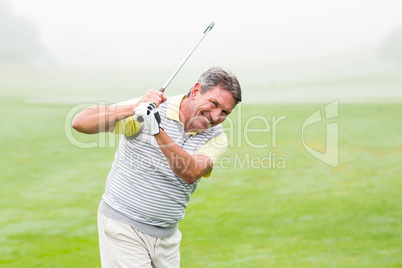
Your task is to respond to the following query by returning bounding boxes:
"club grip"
[136,88,165,123]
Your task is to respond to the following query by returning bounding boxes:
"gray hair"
[188,66,242,105]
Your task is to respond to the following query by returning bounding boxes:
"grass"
[0,96,401,267]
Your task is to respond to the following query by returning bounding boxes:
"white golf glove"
[134,102,162,135]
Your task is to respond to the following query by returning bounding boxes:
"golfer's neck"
[179,98,189,130]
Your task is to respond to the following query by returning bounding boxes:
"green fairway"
[0,97,401,267]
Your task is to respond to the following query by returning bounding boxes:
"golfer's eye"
[210,101,217,106]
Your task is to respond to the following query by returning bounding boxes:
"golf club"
[137,21,215,122]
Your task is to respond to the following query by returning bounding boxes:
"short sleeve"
[195,132,228,178]
[111,98,142,136]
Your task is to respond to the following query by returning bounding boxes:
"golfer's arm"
[154,129,213,185]
[72,104,136,134]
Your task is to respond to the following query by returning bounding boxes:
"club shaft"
[137,22,214,122]
[159,22,214,92]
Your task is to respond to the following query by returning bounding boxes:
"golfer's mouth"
[202,113,211,124]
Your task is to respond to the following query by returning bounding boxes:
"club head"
[204,22,215,33]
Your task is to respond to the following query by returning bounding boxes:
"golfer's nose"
[211,109,222,122]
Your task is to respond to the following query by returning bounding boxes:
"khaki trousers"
[98,211,181,268]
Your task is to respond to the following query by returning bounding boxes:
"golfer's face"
[187,86,236,131]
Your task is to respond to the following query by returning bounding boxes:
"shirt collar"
[166,94,200,135]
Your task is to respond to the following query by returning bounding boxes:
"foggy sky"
[0,0,48,64]
[4,0,402,68]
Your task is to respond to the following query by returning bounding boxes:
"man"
[72,66,241,267]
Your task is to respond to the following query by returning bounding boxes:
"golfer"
[72,66,241,267]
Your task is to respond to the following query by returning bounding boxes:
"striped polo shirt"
[100,94,228,238]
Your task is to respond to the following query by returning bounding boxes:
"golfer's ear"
[191,83,201,99]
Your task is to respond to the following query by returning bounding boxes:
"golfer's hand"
[139,89,167,107]
[134,102,162,135]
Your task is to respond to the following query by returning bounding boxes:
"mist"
[0,0,50,65]
[379,25,402,64]
[1,0,402,103]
